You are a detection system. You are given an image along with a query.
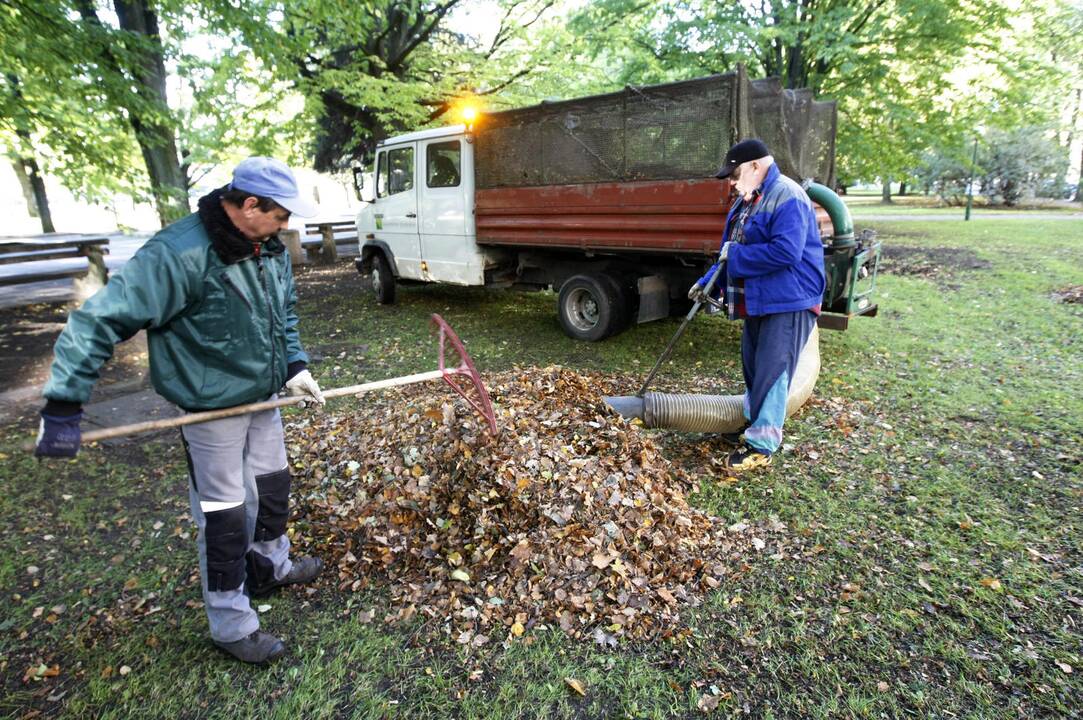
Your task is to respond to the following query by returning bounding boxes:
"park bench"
[299,221,359,265]
[0,235,110,287]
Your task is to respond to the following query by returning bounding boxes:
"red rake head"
[431,314,498,435]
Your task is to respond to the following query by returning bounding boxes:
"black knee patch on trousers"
[254,468,291,542]
[245,550,277,592]
[204,504,247,592]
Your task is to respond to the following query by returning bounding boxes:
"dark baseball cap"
[714,139,771,179]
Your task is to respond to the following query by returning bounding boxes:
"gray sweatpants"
[181,403,293,643]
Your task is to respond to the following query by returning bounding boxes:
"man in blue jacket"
[35,158,327,664]
[690,139,825,472]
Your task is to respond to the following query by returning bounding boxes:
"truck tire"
[600,273,632,335]
[558,274,622,341]
[372,252,396,305]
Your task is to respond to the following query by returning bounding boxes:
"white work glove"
[285,369,326,407]
[719,241,733,262]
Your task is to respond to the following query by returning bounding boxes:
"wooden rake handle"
[26,368,454,450]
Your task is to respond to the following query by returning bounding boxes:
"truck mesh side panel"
[749,78,836,188]
[475,68,836,189]
[477,75,741,189]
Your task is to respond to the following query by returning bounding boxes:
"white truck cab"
[357,125,501,300]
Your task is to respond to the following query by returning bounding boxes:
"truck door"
[373,143,422,279]
[417,137,484,285]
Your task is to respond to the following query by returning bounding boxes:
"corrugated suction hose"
[604,326,820,432]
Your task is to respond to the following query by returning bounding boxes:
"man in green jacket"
[36,158,326,664]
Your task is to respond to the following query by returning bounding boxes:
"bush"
[978,128,1063,206]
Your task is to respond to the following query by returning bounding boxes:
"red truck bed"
[475,179,833,255]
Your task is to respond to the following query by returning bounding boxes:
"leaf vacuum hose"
[603,326,820,432]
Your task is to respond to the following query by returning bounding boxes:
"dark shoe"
[249,556,324,598]
[720,423,750,445]
[214,630,285,665]
[725,444,773,473]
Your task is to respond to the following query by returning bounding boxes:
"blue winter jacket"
[698,164,826,316]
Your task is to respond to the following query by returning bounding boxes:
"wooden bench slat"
[0,239,109,254]
[0,247,111,265]
[0,268,88,286]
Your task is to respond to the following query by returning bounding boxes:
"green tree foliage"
[563,0,1013,188]
[0,2,147,227]
[0,0,321,228]
[220,0,564,172]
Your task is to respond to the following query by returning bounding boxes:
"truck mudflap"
[635,275,671,323]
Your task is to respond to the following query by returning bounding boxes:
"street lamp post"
[965,137,978,221]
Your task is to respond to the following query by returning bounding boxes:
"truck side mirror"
[353,167,374,203]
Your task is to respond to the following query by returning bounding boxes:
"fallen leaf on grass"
[564,677,587,696]
[980,578,1002,591]
[1055,661,1073,674]
[697,693,721,712]
[23,664,60,683]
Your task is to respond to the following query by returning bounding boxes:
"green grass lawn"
[844,195,1083,215]
[1,219,1080,718]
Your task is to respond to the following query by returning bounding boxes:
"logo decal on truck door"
[375,214,383,229]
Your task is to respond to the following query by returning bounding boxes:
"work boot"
[249,556,324,598]
[214,630,286,665]
[724,444,773,473]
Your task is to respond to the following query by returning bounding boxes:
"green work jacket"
[43,213,308,411]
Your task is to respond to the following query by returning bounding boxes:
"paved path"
[855,212,1083,222]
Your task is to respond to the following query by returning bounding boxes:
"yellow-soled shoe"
[725,445,773,472]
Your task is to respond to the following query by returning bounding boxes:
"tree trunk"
[12,149,55,232]
[11,159,38,217]
[113,0,188,226]
[898,181,907,196]
[77,0,188,226]
[881,178,893,204]
[1077,141,1083,202]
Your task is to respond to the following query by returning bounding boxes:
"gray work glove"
[687,282,707,303]
[284,369,326,407]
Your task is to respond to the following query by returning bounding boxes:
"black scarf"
[197,186,261,265]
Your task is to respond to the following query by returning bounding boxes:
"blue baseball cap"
[230,157,318,217]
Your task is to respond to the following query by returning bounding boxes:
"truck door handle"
[405,212,417,218]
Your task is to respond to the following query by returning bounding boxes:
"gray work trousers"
[181,403,293,643]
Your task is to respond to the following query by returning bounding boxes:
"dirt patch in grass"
[879,245,991,285]
[1051,285,1083,304]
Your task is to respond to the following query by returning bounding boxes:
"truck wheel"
[372,253,396,305]
[600,273,632,335]
[558,274,621,341]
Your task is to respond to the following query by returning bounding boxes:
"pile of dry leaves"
[285,367,751,645]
